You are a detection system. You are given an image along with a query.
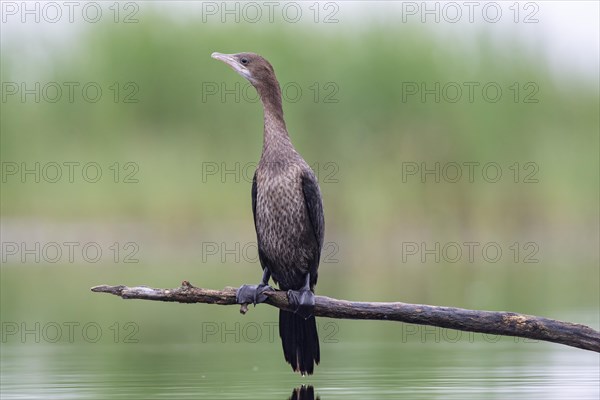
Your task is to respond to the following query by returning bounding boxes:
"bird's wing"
[301,171,325,258]
[252,170,272,274]
[251,170,258,225]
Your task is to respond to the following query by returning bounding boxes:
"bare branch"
[91,281,600,353]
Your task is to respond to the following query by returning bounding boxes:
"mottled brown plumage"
[212,52,324,375]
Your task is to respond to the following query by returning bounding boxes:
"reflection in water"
[289,385,319,400]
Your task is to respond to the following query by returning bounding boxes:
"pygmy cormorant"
[211,52,324,375]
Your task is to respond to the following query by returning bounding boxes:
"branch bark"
[91,281,600,353]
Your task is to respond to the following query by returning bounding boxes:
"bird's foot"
[236,283,273,305]
[287,288,315,319]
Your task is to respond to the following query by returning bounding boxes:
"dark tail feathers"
[279,310,320,375]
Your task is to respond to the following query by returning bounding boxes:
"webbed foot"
[236,283,273,305]
[287,288,315,319]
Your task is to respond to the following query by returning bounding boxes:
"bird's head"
[211,52,277,87]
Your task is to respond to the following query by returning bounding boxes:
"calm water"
[2,339,598,399]
[1,263,598,399]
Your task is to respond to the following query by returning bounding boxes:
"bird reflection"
[289,385,319,400]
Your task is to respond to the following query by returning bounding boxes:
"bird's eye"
[240,58,249,65]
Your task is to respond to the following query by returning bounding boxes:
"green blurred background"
[1,2,598,398]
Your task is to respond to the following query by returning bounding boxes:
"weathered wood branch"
[91,281,600,353]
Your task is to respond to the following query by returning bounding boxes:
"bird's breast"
[254,163,314,288]
[255,165,306,238]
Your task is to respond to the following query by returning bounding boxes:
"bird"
[211,52,324,375]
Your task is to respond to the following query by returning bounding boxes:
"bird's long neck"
[255,79,293,158]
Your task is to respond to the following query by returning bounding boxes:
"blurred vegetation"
[1,11,598,322]
[2,14,598,227]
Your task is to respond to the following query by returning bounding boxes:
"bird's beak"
[211,52,235,65]
[211,52,253,82]
[211,52,242,72]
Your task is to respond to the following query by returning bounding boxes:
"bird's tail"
[279,310,320,375]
